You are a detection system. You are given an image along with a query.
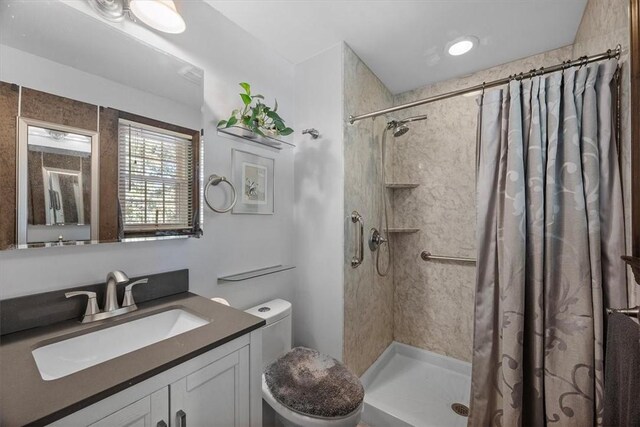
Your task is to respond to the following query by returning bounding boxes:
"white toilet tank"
[245,299,292,369]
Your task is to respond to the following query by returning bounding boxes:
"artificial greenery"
[217,82,294,137]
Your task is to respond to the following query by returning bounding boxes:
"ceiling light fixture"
[446,37,477,57]
[87,0,186,34]
[129,0,186,34]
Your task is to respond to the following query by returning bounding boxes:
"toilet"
[246,299,364,427]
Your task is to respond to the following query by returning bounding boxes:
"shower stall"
[364,110,473,427]
[343,44,477,426]
[341,0,632,423]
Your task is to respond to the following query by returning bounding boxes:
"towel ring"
[204,174,237,213]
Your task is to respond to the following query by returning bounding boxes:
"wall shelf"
[386,228,420,234]
[217,126,295,150]
[218,265,296,282]
[385,183,420,189]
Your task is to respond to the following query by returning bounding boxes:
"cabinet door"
[89,388,169,427]
[170,346,250,427]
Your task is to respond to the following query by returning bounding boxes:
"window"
[118,119,195,234]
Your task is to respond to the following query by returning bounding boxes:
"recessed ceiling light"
[447,37,477,56]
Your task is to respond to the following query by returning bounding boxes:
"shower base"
[360,342,471,427]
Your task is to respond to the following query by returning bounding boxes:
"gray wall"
[293,43,345,360]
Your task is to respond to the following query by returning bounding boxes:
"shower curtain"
[469,59,627,427]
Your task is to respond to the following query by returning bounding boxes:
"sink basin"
[32,309,210,380]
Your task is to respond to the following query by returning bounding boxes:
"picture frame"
[231,149,275,214]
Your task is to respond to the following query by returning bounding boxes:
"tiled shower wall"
[343,44,395,376]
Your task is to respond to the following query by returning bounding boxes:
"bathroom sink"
[32,309,210,381]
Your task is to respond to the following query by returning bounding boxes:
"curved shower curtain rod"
[348,45,622,124]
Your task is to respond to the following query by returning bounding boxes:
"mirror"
[44,169,83,224]
[19,121,99,245]
[0,0,204,250]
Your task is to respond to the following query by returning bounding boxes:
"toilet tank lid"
[245,299,291,325]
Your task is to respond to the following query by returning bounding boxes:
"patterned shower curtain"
[469,58,627,427]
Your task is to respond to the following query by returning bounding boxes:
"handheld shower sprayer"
[373,113,427,277]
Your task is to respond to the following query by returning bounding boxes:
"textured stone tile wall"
[343,44,395,376]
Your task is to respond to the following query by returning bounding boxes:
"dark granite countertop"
[0,292,265,426]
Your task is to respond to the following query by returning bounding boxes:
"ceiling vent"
[178,65,204,86]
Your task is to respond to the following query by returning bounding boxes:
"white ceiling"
[205,0,588,94]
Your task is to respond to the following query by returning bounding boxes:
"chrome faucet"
[66,271,148,323]
[105,270,129,312]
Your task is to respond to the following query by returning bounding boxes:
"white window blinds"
[118,119,194,232]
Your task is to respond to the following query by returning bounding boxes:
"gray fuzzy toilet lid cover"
[264,347,365,418]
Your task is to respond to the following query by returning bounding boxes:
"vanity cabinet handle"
[351,211,364,268]
[54,191,61,211]
[157,421,167,427]
[176,410,187,427]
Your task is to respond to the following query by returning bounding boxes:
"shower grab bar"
[351,211,364,268]
[421,251,476,264]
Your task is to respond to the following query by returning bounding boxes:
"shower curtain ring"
[579,56,588,69]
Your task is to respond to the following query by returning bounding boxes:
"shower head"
[393,124,410,137]
[386,114,427,137]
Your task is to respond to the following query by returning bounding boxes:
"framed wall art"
[231,149,274,214]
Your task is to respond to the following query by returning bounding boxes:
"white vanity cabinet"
[88,388,168,427]
[50,330,262,427]
[170,347,250,427]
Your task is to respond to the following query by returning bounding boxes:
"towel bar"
[606,305,639,318]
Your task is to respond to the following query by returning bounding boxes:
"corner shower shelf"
[218,265,296,282]
[386,228,420,234]
[217,126,295,150]
[385,183,420,189]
